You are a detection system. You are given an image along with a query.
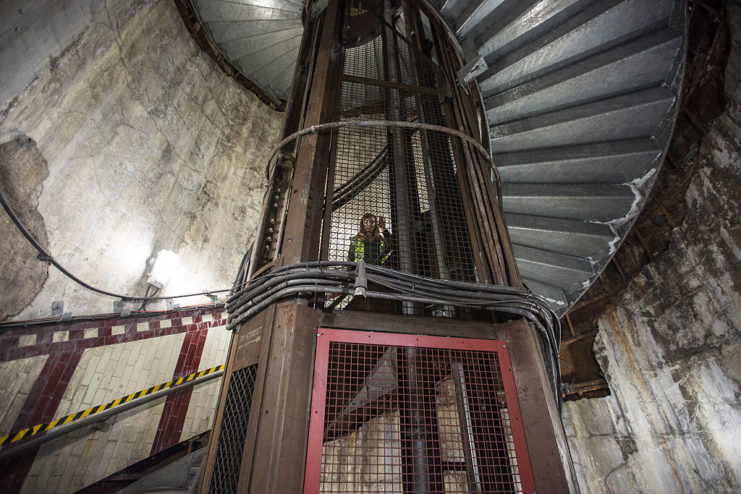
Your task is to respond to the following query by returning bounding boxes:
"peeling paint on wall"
[564,58,741,493]
[0,136,50,319]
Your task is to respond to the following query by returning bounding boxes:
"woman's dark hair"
[358,213,381,241]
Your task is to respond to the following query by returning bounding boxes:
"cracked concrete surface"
[0,0,282,318]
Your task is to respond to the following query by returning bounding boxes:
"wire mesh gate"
[305,329,533,493]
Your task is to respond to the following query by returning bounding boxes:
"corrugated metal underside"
[190,0,304,105]
[189,0,686,313]
[442,0,685,312]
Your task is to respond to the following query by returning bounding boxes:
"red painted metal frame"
[303,327,534,493]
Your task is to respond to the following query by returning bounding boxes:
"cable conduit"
[226,261,561,403]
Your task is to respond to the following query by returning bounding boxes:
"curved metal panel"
[190,0,304,105]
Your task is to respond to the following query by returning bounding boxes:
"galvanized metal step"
[192,0,304,105]
[490,87,676,153]
[502,183,636,222]
[521,278,569,309]
[197,0,301,23]
[504,213,615,259]
[484,29,683,125]
[206,19,303,43]
[455,0,530,40]
[495,139,662,184]
[513,244,594,289]
[476,0,677,95]
[455,0,685,312]
[465,0,591,57]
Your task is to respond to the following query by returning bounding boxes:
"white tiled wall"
[21,333,185,494]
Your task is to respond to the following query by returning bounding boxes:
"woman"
[348,213,392,265]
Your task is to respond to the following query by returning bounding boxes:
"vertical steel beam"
[402,346,431,494]
[451,359,482,493]
[498,319,580,493]
[247,15,321,279]
[281,0,345,266]
[382,0,414,314]
[402,0,450,283]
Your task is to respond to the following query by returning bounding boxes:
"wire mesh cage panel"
[304,329,534,494]
[323,1,480,299]
[209,364,258,494]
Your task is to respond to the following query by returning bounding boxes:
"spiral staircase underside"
[189,0,686,314]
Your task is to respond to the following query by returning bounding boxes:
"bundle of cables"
[226,260,562,404]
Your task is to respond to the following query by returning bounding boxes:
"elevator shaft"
[199,0,574,492]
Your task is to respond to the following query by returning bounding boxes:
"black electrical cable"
[229,243,254,298]
[228,282,561,404]
[224,261,562,403]
[0,303,223,330]
[0,188,230,303]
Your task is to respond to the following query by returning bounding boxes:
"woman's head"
[359,213,379,239]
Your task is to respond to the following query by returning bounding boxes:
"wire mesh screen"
[209,364,258,494]
[305,329,534,493]
[323,3,479,305]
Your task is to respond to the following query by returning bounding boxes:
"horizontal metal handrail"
[0,369,223,462]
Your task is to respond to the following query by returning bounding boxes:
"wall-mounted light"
[147,249,179,289]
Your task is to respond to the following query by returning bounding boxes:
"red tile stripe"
[0,350,83,492]
[0,308,223,491]
[150,324,209,454]
[0,312,224,363]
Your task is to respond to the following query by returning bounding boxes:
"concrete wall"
[0,308,230,493]
[0,0,93,108]
[0,0,282,320]
[563,17,741,490]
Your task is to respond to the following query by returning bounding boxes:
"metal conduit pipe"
[0,369,224,463]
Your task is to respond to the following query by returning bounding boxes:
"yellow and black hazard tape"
[0,363,225,447]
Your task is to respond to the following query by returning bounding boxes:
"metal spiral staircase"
[190,0,304,104]
[188,0,686,314]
